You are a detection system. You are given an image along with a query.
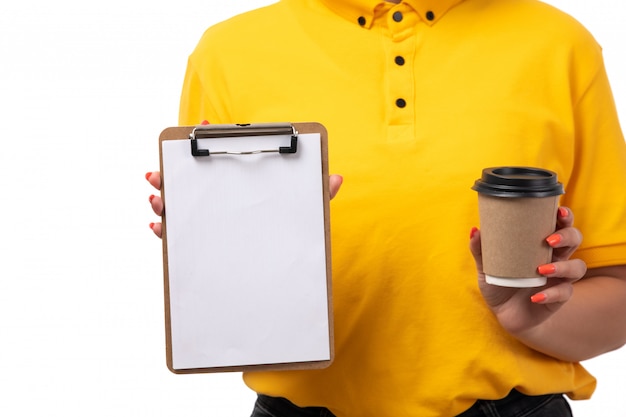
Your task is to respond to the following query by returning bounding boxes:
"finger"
[149,222,163,239]
[469,227,483,271]
[555,206,573,229]
[149,194,164,216]
[329,174,343,200]
[145,171,162,191]
[546,227,582,249]
[537,258,587,281]
[530,282,574,305]
[547,207,580,261]
[546,227,583,261]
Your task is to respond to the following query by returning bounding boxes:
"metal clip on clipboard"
[190,123,298,156]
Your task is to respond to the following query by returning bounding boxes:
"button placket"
[386,6,416,116]
[387,31,416,128]
[393,50,408,110]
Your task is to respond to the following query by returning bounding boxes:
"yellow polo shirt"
[179,0,626,415]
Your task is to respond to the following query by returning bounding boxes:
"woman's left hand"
[469,207,587,336]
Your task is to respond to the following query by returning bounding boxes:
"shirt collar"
[318,0,466,28]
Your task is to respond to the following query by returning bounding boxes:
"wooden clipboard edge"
[158,122,334,374]
[166,359,333,375]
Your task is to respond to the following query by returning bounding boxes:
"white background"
[0,1,624,416]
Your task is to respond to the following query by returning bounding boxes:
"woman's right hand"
[146,172,164,238]
[146,172,343,239]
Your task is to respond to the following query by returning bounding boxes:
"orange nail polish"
[470,227,479,239]
[149,222,155,230]
[546,234,561,246]
[145,172,152,181]
[531,293,547,303]
[538,264,556,275]
[558,207,568,218]
[149,194,155,203]
[201,120,210,125]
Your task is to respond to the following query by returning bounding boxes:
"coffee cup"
[472,167,564,288]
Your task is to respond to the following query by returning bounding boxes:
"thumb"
[329,174,343,200]
[469,227,483,272]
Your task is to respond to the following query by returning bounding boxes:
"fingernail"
[470,227,479,239]
[538,263,556,275]
[201,120,210,125]
[149,222,155,230]
[546,234,561,247]
[531,293,547,303]
[149,194,155,203]
[145,172,152,181]
[558,207,568,218]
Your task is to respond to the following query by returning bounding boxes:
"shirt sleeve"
[178,58,216,126]
[562,56,626,268]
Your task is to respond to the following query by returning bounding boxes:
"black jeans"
[250,389,573,417]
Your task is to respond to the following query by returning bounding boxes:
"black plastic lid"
[472,167,564,198]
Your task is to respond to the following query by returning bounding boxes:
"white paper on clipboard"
[159,123,333,373]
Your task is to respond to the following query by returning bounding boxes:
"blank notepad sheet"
[161,132,331,371]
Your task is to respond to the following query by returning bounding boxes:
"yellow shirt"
[179,0,626,415]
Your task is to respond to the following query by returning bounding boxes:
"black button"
[396,98,407,108]
[395,56,405,66]
[393,11,403,22]
[426,11,435,21]
[358,16,366,26]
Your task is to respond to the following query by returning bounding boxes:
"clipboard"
[158,122,333,374]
